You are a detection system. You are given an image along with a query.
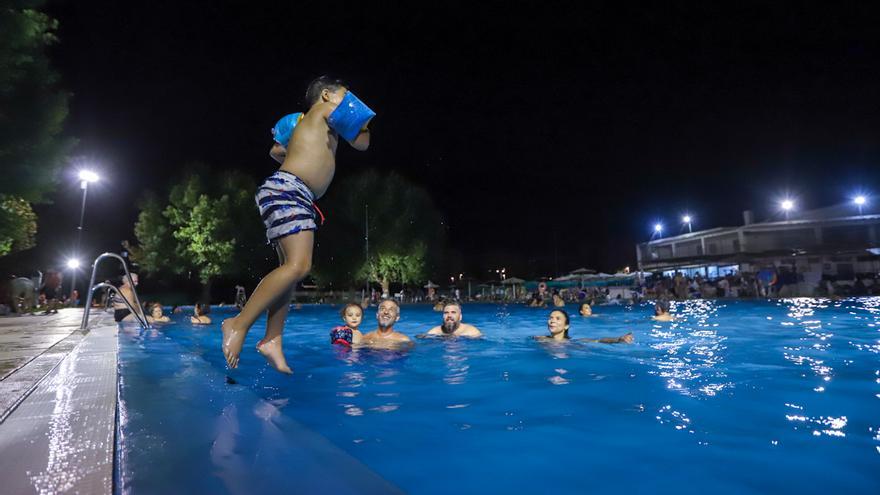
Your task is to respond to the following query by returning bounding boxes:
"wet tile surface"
[0,310,117,495]
[0,310,85,380]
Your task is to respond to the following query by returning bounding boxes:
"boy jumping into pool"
[222,76,372,373]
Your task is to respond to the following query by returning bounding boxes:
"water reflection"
[781,298,835,393]
[442,340,470,385]
[646,299,730,398]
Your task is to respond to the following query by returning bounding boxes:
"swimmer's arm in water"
[417,326,443,338]
[578,332,634,344]
[351,329,364,345]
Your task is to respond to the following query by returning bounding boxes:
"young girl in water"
[329,303,365,347]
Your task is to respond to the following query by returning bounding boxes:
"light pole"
[682,214,692,233]
[70,170,99,302]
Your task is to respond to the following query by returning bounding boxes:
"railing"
[80,253,150,330]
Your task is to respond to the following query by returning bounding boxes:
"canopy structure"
[423,281,440,289]
[569,267,596,275]
[524,273,640,290]
[501,277,525,285]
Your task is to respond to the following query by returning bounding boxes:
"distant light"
[654,223,663,233]
[66,259,80,269]
[78,170,99,183]
[682,215,692,223]
[854,195,866,206]
[780,199,794,211]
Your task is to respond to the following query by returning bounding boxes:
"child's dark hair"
[195,302,210,316]
[340,302,363,318]
[551,309,571,338]
[305,75,347,106]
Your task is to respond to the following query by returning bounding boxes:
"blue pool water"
[115,300,880,494]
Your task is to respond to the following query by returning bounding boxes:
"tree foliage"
[0,1,73,202]
[359,245,427,296]
[132,167,268,289]
[313,169,445,289]
[0,2,73,258]
[0,194,37,256]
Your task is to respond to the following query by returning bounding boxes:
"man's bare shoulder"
[393,331,412,342]
[457,324,482,337]
[425,326,442,335]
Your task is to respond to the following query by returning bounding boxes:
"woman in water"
[535,309,633,343]
[578,302,594,317]
[148,303,171,323]
[191,303,212,325]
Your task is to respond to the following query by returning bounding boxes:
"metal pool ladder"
[80,252,150,330]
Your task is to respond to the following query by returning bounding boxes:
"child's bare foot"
[256,336,293,374]
[222,318,246,369]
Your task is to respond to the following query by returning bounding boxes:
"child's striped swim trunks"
[255,170,318,243]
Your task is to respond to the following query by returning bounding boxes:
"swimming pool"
[115,300,880,494]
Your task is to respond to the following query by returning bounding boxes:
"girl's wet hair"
[340,302,363,317]
[195,302,210,316]
[551,309,571,338]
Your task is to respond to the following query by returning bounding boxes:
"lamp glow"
[654,223,663,233]
[854,195,866,206]
[78,170,99,183]
[781,199,794,211]
[67,259,80,269]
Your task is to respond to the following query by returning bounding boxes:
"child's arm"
[349,127,370,151]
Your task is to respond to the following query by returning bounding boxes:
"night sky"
[26,2,880,279]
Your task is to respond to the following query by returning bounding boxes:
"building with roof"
[635,203,880,284]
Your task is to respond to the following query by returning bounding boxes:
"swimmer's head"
[579,302,592,316]
[120,273,139,287]
[377,299,400,330]
[150,303,163,318]
[341,303,363,329]
[548,309,570,338]
[655,300,670,315]
[305,75,348,107]
[195,302,210,316]
[442,302,462,333]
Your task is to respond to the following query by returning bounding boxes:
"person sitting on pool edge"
[652,300,674,321]
[330,302,365,347]
[578,302,594,317]
[534,309,633,343]
[361,299,412,349]
[419,301,482,338]
[112,273,149,323]
[191,303,212,325]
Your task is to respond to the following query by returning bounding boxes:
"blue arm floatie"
[272,112,304,147]
[328,91,376,141]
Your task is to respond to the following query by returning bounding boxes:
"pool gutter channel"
[0,310,118,495]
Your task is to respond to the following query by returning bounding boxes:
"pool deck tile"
[0,309,117,495]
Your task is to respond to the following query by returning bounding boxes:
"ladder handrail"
[87,283,150,329]
[80,252,150,330]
